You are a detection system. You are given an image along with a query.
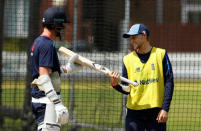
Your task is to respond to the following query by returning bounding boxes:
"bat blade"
[59,46,138,87]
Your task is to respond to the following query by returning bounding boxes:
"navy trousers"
[32,102,46,131]
[126,108,166,131]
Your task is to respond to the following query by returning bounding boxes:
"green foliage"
[3,38,27,52]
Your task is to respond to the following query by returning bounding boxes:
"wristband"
[111,83,119,87]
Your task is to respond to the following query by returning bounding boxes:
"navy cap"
[123,24,149,38]
[42,7,70,24]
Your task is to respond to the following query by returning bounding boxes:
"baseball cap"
[123,24,149,38]
[42,7,70,24]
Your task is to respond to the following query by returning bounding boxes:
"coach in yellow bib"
[109,24,174,131]
[125,47,165,110]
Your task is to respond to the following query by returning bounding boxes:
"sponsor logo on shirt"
[140,78,159,85]
[135,67,140,72]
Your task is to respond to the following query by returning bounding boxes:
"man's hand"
[65,54,83,74]
[156,109,168,123]
[109,71,120,86]
[55,103,69,124]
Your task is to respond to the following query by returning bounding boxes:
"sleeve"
[39,43,54,68]
[112,62,130,95]
[162,51,174,112]
[122,63,128,85]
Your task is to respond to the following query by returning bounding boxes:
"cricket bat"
[59,46,138,87]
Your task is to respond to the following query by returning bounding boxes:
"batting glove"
[55,102,69,125]
[66,54,83,74]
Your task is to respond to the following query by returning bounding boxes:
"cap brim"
[123,33,139,38]
[123,34,131,38]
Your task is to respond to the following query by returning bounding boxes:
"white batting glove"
[66,54,83,74]
[55,102,69,125]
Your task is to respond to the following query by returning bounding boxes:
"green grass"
[167,89,201,131]
[2,118,24,131]
[1,80,201,131]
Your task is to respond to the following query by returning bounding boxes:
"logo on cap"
[42,18,45,23]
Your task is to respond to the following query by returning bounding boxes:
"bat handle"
[120,76,139,87]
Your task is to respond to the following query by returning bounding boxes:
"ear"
[141,33,147,39]
[141,33,146,38]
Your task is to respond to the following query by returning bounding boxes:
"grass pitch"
[1,79,201,131]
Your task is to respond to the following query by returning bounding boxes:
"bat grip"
[120,76,139,87]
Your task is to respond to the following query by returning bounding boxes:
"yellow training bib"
[123,47,165,110]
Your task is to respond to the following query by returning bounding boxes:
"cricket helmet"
[42,6,70,30]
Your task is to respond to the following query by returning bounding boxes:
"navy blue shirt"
[30,35,61,98]
[113,48,174,112]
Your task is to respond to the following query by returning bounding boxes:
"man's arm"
[39,67,51,75]
[157,51,174,123]
[112,84,130,95]
[162,52,174,112]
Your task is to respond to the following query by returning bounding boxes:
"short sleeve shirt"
[30,35,60,98]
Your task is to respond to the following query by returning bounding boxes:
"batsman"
[109,24,174,131]
[30,7,82,131]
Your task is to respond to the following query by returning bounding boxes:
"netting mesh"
[0,0,201,131]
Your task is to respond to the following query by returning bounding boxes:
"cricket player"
[109,24,174,131]
[30,7,82,131]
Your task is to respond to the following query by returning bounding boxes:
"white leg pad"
[38,103,61,131]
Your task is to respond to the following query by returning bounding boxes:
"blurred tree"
[0,0,5,129]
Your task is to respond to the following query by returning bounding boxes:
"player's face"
[55,23,66,40]
[130,34,145,51]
